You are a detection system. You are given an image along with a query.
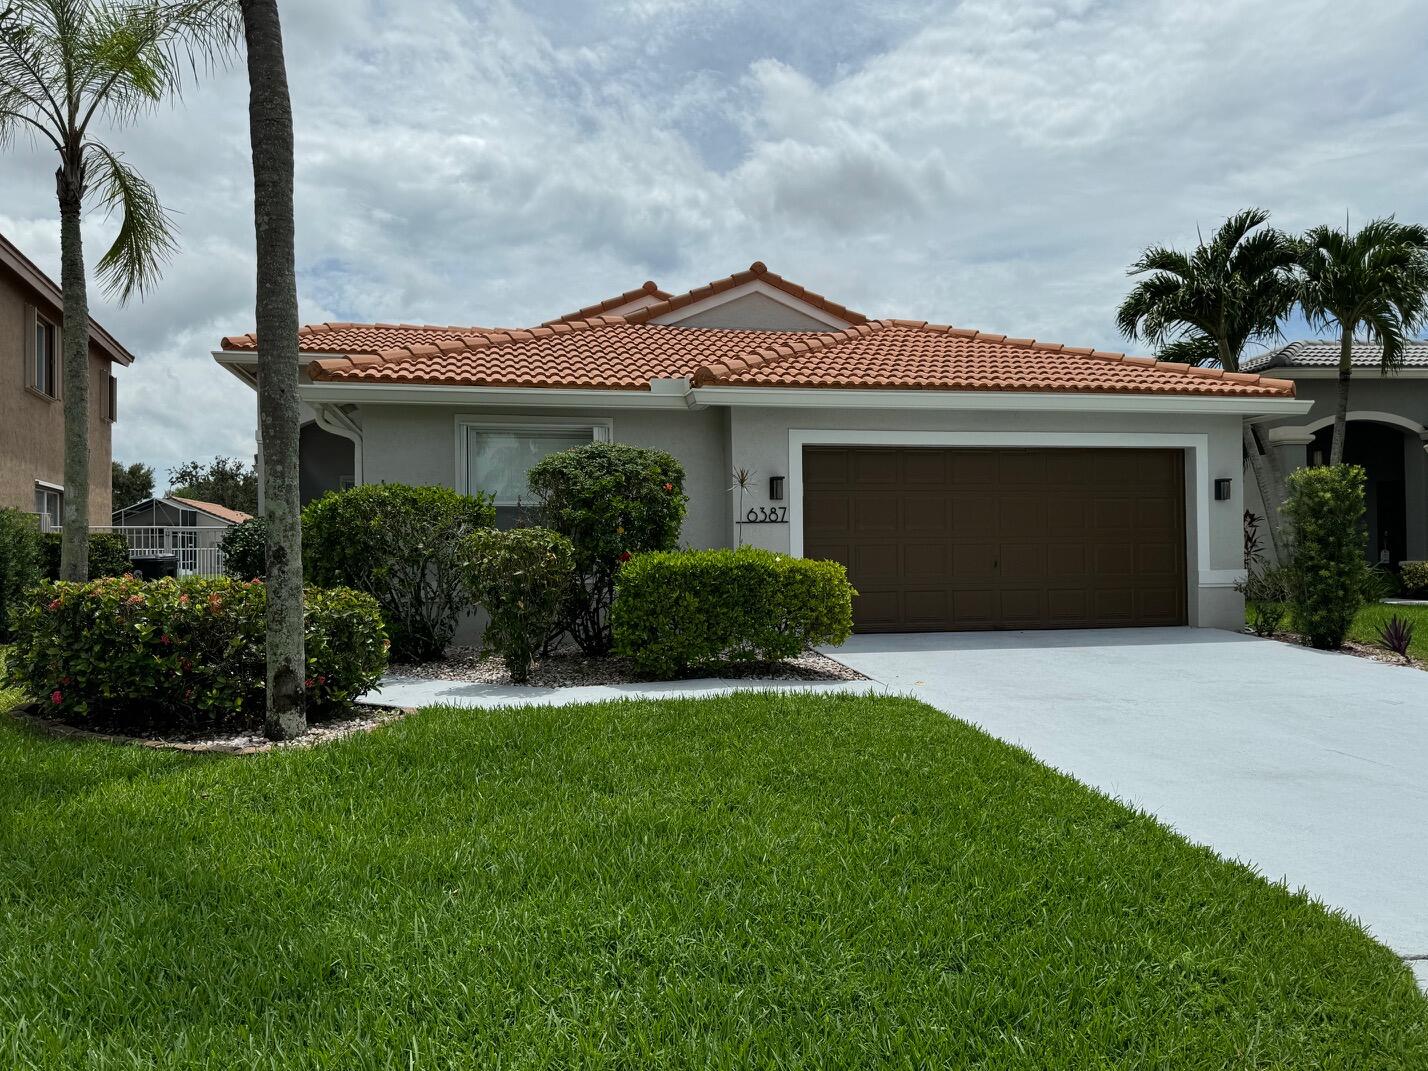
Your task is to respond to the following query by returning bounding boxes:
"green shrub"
[39,531,132,580]
[612,547,856,678]
[5,575,387,731]
[0,508,42,643]
[1283,465,1369,650]
[528,443,687,654]
[1240,562,1292,637]
[1400,560,1428,598]
[302,484,494,662]
[463,527,575,682]
[221,517,269,580]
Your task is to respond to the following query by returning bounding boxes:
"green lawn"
[0,692,1423,1069]
[1348,602,1428,659]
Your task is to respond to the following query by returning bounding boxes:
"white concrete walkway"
[364,674,882,710]
[824,628,1428,986]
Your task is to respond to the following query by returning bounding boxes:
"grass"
[0,692,1423,1069]
[0,647,25,717]
[1347,602,1428,659]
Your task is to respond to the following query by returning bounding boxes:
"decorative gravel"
[386,647,868,687]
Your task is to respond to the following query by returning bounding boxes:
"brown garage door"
[803,447,1187,632]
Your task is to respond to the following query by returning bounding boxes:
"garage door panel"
[803,446,1185,632]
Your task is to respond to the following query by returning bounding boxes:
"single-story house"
[112,495,251,577]
[1243,340,1428,566]
[214,263,1310,633]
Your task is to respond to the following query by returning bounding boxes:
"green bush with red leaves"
[5,575,387,731]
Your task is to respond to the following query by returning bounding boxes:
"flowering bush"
[527,443,686,654]
[612,547,856,678]
[462,527,575,682]
[5,575,387,731]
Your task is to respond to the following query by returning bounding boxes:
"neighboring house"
[111,495,251,577]
[214,262,1310,633]
[0,231,133,525]
[1243,340,1428,566]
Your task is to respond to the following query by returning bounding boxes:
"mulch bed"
[1255,630,1424,671]
[8,702,413,755]
[386,647,868,687]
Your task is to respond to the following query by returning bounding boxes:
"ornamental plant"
[463,527,575,682]
[528,443,687,654]
[1398,561,1428,598]
[40,531,131,580]
[612,547,856,679]
[221,517,269,580]
[302,484,495,662]
[5,575,387,732]
[1283,465,1370,650]
[0,507,41,643]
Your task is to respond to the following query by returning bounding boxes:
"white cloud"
[0,0,1425,479]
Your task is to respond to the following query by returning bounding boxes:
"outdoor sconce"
[1214,478,1233,501]
[769,475,785,501]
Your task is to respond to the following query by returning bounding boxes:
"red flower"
[304,678,315,689]
[47,599,61,611]
[160,634,172,646]
[178,594,190,606]
[663,482,673,492]
[618,550,632,563]
[317,675,327,685]
[50,691,62,705]
[125,594,144,606]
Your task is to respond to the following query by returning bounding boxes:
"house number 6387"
[743,506,788,524]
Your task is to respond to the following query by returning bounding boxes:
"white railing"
[58,524,234,578]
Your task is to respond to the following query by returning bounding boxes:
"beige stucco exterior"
[0,240,129,522]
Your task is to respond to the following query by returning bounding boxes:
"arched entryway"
[1304,418,1414,565]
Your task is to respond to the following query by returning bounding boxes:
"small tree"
[1283,465,1369,650]
[111,460,154,509]
[528,442,687,655]
[463,528,574,683]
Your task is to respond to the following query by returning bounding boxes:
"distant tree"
[1117,208,1299,563]
[0,1,229,580]
[1296,218,1428,465]
[111,460,154,509]
[169,456,258,514]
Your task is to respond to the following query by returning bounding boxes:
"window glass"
[465,427,592,504]
[33,486,61,530]
[34,318,56,397]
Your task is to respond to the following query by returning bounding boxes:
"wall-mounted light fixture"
[1214,477,1233,501]
[769,475,785,501]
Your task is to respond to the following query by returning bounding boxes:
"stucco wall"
[662,292,832,332]
[0,271,115,519]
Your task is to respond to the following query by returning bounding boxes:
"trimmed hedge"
[463,527,575,682]
[1401,561,1428,599]
[5,576,387,731]
[40,531,132,580]
[528,443,687,655]
[1284,464,1369,650]
[303,484,494,662]
[221,517,269,580]
[612,547,856,678]
[0,508,42,643]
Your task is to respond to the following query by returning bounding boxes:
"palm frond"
[87,140,177,302]
[1154,333,1221,367]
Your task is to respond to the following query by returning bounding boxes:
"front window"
[33,316,57,398]
[34,485,62,530]
[459,420,609,516]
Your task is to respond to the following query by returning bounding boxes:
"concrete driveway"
[826,628,1428,984]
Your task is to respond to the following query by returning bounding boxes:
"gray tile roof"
[1242,338,1428,372]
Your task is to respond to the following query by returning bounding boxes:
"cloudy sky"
[3,0,1426,482]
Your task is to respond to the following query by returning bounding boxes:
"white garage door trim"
[787,429,1231,593]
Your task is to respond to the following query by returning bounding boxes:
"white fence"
[38,520,231,578]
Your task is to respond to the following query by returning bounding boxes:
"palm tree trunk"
[1243,422,1286,565]
[1329,329,1352,466]
[241,0,305,740]
[56,164,89,581]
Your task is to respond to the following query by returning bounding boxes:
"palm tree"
[1296,218,1428,466]
[0,0,225,579]
[239,0,304,739]
[1117,208,1299,563]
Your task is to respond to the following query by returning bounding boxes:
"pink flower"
[47,599,60,611]
[317,675,327,685]
[160,634,172,646]
[662,482,673,492]
[304,678,315,689]
[125,594,143,606]
[178,594,190,606]
[50,691,62,705]
[618,550,632,563]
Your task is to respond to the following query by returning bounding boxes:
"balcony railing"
[38,517,231,578]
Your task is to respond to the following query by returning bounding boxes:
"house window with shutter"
[30,312,59,399]
[106,373,117,422]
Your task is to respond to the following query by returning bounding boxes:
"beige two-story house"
[1,232,134,525]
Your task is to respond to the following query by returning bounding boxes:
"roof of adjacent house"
[220,321,499,354]
[0,231,135,366]
[543,280,673,326]
[306,315,1296,398]
[168,496,252,525]
[1242,339,1428,372]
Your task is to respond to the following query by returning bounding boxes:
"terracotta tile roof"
[543,280,672,326]
[169,496,252,525]
[695,320,1296,397]
[220,321,499,354]
[306,316,1295,398]
[308,318,816,390]
[619,261,868,326]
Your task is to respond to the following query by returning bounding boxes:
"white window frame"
[32,312,59,400]
[454,415,612,506]
[34,481,62,531]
